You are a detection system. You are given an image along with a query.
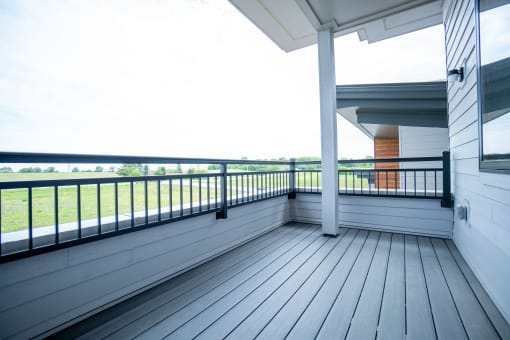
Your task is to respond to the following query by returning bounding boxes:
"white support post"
[318,28,339,236]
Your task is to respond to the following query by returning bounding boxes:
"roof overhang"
[228,0,444,52]
[336,81,447,139]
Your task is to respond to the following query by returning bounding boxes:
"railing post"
[441,151,453,208]
[216,163,228,219]
[288,158,296,199]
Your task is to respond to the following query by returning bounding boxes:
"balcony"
[0,152,508,338]
[44,222,507,339]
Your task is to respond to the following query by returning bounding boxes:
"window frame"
[476,0,510,172]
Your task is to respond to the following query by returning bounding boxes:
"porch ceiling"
[336,81,447,139]
[228,0,443,52]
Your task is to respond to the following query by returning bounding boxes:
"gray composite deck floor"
[55,222,510,340]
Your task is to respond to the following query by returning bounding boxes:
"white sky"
[0,0,446,160]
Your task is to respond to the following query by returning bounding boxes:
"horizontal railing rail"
[0,152,452,263]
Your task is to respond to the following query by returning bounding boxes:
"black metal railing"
[294,153,452,206]
[0,152,452,263]
[0,152,291,263]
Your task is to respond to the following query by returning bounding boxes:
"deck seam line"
[104,226,321,339]
[92,226,306,337]
[282,228,358,339]
[344,231,383,339]
[216,233,332,339]
[66,226,303,339]
[431,238,469,338]
[445,240,504,339]
[416,236,439,340]
[375,232,393,340]
[313,229,367,338]
[252,229,349,339]
[159,230,327,338]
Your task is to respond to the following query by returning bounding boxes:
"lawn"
[0,179,219,233]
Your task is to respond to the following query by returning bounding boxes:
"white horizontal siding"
[0,197,291,339]
[445,0,510,323]
[291,194,453,238]
[399,126,448,191]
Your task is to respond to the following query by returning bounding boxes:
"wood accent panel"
[374,137,400,189]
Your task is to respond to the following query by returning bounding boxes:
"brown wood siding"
[374,138,400,189]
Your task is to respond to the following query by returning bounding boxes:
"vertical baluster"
[157,179,161,221]
[169,179,173,219]
[199,177,202,212]
[54,186,59,244]
[207,176,210,211]
[229,175,232,206]
[28,187,33,249]
[414,170,417,197]
[130,182,134,227]
[180,178,183,217]
[114,182,119,231]
[404,170,407,197]
[97,183,101,234]
[424,170,427,197]
[189,178,193,214]
[144,180,148,224]
[214,176,218,209]
[385,170,389,195]
[236,175,239,205]
[434,170,437,198]
[78,184,83,236]
[394,171,397,196]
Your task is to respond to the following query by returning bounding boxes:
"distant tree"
[0,166,13,173]
[176,164,183,173]
[108,166,116,172]
[43,167,57,173]
[72,167,80,172]
[154,166,166,175]
[94,166,103,172]
[117,163,143,176]
[207,164,220,171]
[19,167,42,173]
[143,165,149,176]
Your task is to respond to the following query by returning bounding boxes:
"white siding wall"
[399,126,449,157]
[0,197,291,339]
[444,0,510,322]
[291,194,453,238]
[399,126,448,191]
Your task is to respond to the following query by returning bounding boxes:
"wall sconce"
[447,67,464,83]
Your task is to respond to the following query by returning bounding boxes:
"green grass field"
[0,171,367,233]
[0,180,219,233]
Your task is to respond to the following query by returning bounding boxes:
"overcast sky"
[0,0,447,160]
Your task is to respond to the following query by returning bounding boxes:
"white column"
[318,28,338,236]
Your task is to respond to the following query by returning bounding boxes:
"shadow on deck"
[53,222,509,339]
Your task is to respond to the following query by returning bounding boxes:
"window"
[477,0,510,171]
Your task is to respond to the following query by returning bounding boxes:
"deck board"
[54,222,509,340]
[345,232,391,340]
[377,233,406,340]
[418,236,467,340]
[315,231,379,340]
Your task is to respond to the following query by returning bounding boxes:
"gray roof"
[336,81,447,139]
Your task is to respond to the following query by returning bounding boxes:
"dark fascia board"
[336,81,447,129]
[356,108,448,128]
